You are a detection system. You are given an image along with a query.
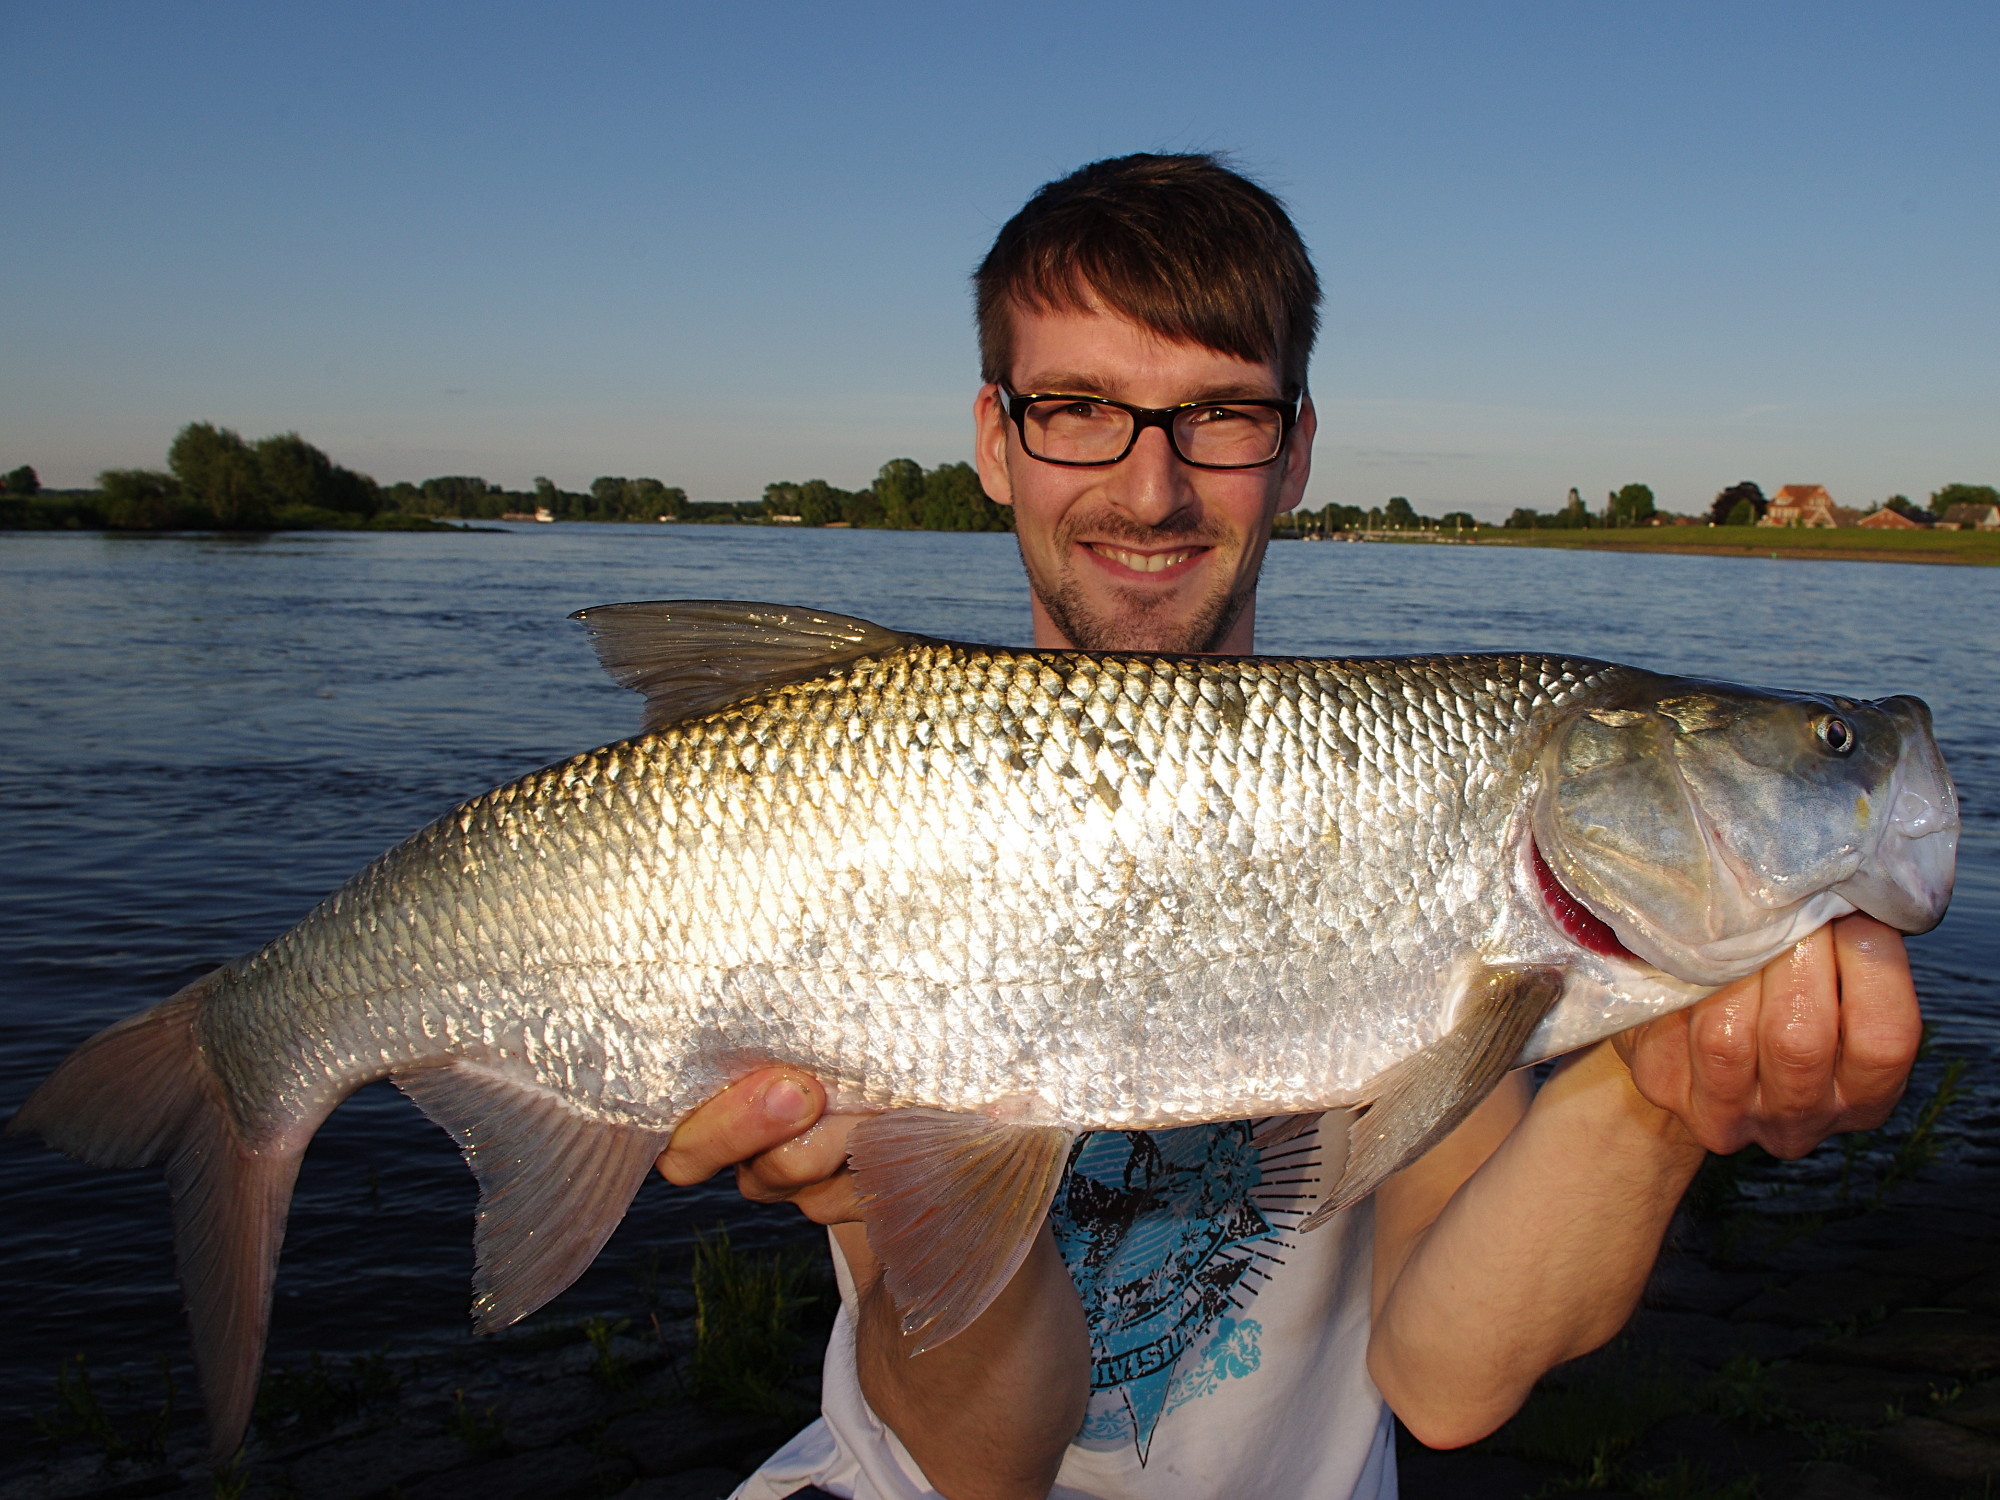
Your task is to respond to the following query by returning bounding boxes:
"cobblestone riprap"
[8,1055,1996,1500]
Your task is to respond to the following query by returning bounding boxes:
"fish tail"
[8,973,303,1463]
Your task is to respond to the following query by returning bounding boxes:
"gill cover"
[1536,680,1956,985]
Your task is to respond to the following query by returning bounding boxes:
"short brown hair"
[975,153,1321,396]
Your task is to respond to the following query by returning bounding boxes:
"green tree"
[874,459,925,529]
[168,422,273,529]
[1605,483,1656,527]
[1438,511,1478,531]
[1504,507,1541,530]
[794,479,846,527]
[840,483,883,528]
[917,462,1011,531]
[1558,488,1590,529]
[98,468,191,530]
[1885,494,1924,518]
[1929,482,2000,516]
[4,464,40,496]
[1725,499,1757,526]
[631,477,687,520]
[1710,481,1764,526]
[253,433,381,517]
[421,476,503,518]
[762,481,804,521]
[1383,496,1420,530]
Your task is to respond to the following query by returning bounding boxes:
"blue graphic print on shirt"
[1049,1121,1316,1463]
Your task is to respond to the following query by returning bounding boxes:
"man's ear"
[1273,395,1317,517]
[972,384,1015,509]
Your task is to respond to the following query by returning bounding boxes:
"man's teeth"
[1096,546,1193,574]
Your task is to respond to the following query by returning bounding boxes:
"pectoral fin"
[846,1111,1075,1351]
[1302,964,1566,1228]
[1251,1111,1325,1148]
[395,1062,672,1332]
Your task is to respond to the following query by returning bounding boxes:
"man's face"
[974,300,1315,655]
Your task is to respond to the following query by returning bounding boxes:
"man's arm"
[1369,913,1922,1448]
[658,1077,1088,1500]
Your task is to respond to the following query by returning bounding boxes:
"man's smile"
[1081,541,1209,579]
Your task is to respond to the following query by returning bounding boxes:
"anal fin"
[1302,964,1566,1229]
[395,1062,671,1332]
[846,1111,1075,1352]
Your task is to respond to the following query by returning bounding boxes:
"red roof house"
[1762,485,1840,528]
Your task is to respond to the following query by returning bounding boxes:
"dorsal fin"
[570,599,922,732]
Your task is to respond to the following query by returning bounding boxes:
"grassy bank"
[1469,524,2000,566]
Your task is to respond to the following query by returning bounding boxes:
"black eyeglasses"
[998,387,1300,470]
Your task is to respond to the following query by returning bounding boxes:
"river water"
[1,524,1993,1430]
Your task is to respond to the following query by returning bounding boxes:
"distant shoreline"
[1282,525,2000,568]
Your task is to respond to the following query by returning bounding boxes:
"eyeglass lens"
[1021,399,1285,467]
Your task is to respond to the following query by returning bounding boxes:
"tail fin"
[8,975,307,1462]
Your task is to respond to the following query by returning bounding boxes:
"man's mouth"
[1531,839,1639,961]
[1083,543,1205,576]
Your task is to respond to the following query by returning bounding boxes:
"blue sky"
[4,2,1995,518]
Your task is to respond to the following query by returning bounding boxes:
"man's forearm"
[1368,1042,1706,1448]
[836,1222,1089,1500]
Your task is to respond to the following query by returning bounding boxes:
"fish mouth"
[1530,837,1641,963]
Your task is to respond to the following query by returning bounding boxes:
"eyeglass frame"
[995,385,1303,471]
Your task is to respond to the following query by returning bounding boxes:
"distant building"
[1761,485,1840,528]
[1939,502,2000,531]
[1857,507,1926,530]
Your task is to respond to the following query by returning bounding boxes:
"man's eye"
[1189,404,1250,424]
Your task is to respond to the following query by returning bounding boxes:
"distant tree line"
[762,460,1011,532]
[0,427,1014,533]
[1277,495,1481,536]
[5,424,419,532]
[383,474,702,523]
[1503,485,1658,530]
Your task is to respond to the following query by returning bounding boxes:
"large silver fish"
[12,601,1958,1458]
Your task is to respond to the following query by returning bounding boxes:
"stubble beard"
[1024,509,1262,655]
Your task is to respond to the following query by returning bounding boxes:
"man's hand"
[655,1067,866,1223]
[1613,912,1922,1159]
[657,1072,1089,1499]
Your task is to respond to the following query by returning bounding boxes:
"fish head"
[1533,679,1957,986]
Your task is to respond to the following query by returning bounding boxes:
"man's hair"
[975,153,1321,396]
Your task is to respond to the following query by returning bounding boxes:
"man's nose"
[1106,425,1199,526]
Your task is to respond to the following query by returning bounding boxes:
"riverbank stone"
[1869,1414,2000,1489]
[415,1443,636,1500]
[1809,1308,2000,1378]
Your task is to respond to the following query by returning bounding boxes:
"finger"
[1680,974,1764,1153]
[780,1168,871,1226]
[1752,927,1842,1155]
[655,1068,825,1186]
[736,1115,865,1200]
[1830,914,1921,1129]
[1614,1009,1695,1121]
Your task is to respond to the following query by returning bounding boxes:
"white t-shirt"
[734,1117,1396,1500]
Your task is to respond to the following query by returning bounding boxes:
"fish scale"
[189,642,1603,1137]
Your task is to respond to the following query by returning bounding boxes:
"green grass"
[686,1227,829,1418]
[1473,524,2000,565]
[254,1349,400,1441]
[34,1353,178,1463]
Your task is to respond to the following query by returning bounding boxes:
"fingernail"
[763,1076,814,1127]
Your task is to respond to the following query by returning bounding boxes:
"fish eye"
[1816,716,1856,756]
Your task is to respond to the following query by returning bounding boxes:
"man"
[663,155,1921,1500]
